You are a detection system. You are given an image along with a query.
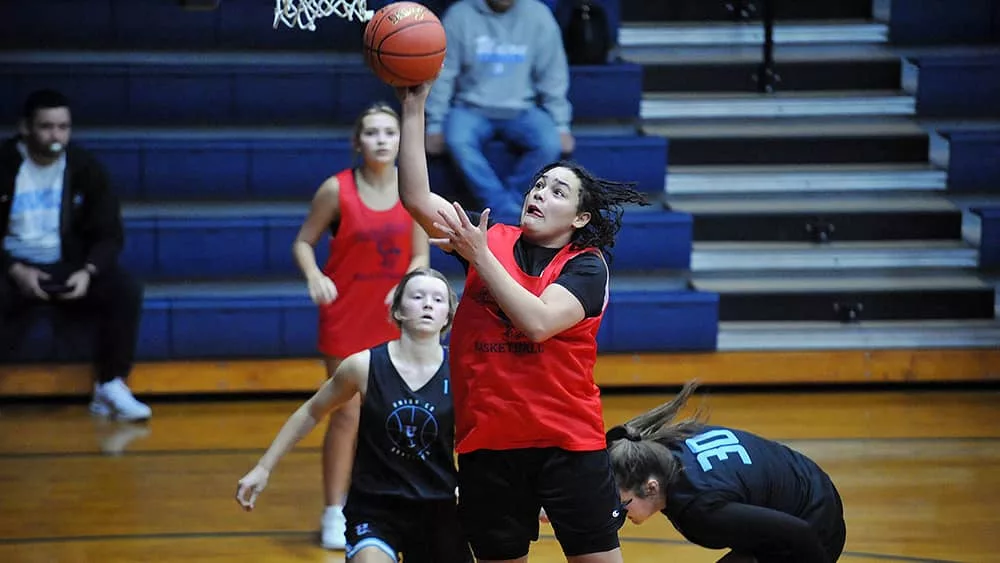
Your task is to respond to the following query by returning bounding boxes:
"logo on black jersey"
[385,399,439,460]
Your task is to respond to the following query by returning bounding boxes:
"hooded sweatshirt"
[425,0,572,135]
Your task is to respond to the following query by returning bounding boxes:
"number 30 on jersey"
[684,429,753,471]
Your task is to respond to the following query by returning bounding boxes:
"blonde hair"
[607,380,708,498]
[389,268,458,337]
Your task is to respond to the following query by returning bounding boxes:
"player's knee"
[444,109,491,154]
[512,109,560,156]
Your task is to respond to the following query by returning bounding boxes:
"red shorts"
[317,298,400,359]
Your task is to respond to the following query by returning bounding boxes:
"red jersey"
[449,224,609,454]
[317,169,412,358]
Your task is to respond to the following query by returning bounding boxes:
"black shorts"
[754,485,846,563]
[344,492,473,563]
[815,484,847,563]
[457,448,626,560]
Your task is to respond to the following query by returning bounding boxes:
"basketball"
[363,1,447,87]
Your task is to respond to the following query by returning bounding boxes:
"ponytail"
[607,380,708,497]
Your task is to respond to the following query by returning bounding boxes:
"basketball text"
[388,6,427,24]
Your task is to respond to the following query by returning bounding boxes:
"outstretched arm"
[395,84,465,252]
[235,351,370,510]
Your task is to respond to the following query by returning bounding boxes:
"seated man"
[0,89,151,421]
[426,0,575,217]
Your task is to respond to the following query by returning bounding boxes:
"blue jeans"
[444,105,562,217]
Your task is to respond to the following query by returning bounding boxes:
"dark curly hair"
[530,161,650,260]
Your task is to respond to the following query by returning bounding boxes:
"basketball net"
[273,0,374,31]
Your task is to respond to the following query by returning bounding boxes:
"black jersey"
[348,343,458,502]
[661,425,845,563]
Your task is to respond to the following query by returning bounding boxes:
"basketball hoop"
[273,0,374,31]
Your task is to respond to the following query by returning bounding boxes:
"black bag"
[562,0,612,65]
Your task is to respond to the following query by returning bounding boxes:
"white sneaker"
[320,505,347,550]
[89,378,152,421]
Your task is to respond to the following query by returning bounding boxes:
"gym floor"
[1,388,997,562]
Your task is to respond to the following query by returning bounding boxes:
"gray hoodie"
[425,0,572,135]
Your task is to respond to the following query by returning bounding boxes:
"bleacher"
[1,0,998,396]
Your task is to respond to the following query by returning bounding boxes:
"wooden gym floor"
[0,386,998,562]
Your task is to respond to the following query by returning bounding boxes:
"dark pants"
[0,262,143,384]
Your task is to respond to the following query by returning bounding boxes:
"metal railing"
[727,0,778,93]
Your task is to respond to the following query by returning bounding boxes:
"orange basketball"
[363,1,447,87]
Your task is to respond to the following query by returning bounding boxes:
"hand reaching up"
[394,82,434,109]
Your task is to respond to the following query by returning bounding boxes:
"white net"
[273,0,374,31]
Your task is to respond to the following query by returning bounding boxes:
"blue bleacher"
[898,5,1000,287]
[3,0,723,368]
[974,207,1000,270]
[121,203,692,281]
[8,272,718,363]
[0,0,623,52]
[73,129,665,201]
[911,55,1000,118]
[888,0,1000,45]
[939,129,1000,193]
[0,57,644,126]
[0,0,358,51]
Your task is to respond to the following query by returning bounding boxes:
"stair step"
[696,270,991,291]
[665,138,928,167]
[640,59,901,93]
[655,121,929,166]
[666,164,946,195]
[670,193,957,213]
[620,0,873,23]
[647,118,931,166]
[621,43,901,65]
[694,271,995,322]
[717,319,1000,350]
[646,117,926,138]
[673,196,963,242]
[619,22,888,48]
[691,242,979,271]
[642,91,915,120]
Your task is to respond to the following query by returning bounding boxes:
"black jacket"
[0,136,124,275]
